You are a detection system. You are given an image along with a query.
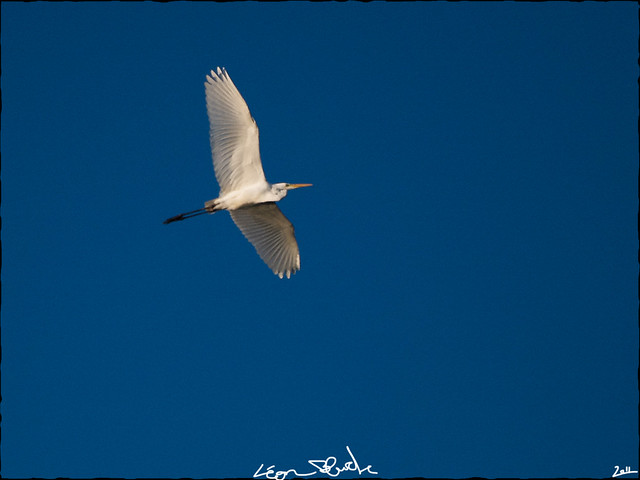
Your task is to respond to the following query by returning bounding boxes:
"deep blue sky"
[2,3,637,479]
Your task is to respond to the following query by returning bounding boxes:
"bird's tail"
[163,207,216,224]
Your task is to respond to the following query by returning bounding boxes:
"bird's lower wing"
[230,203,301,279]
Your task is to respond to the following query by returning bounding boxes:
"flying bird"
[164,67,312,279]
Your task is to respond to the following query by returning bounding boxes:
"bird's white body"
[164,67,311,279]
[206,182,289,211]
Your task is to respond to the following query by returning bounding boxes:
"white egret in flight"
[164,67,312,279]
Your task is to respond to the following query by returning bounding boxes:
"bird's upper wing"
[205,67,267,194]
[230,203,301,279]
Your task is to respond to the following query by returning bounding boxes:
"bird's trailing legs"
[163,206,217,224]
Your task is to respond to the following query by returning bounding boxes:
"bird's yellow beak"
[287,183,313,190]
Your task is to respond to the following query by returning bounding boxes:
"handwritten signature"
[612,465,638,478]
[254,446,378,480]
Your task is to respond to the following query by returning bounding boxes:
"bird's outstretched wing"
[205,67,267,194]
[230,203,301,279]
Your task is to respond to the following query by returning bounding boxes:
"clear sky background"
[2,3,637,479]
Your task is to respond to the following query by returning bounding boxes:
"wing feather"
[230,203,301,279]
[205,67,267,193]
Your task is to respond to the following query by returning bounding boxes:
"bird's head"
[271,183,312,200]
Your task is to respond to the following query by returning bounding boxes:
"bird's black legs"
[163,207,214,224]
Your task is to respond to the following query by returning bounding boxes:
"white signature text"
[254,446,378,480]
[612,465,638,478]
